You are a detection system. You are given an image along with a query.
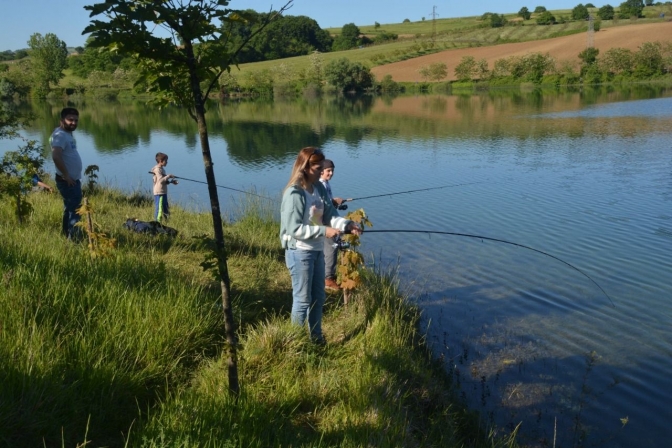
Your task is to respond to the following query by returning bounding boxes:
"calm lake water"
[2,86,671,447]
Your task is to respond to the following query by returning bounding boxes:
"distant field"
[372,21,672,82]
[233,5,672,84]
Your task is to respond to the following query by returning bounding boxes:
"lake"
[2,86,671,447]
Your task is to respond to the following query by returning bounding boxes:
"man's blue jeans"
[56,179,82,239]
[285,249,326,340]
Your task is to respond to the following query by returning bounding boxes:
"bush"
[324,58,375,93]
[378,74,402,93]
[536,11,556,24]
[0,79,15,98]
[374,32,398,44]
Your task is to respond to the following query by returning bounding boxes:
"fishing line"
[342,181,487,203]
[172,175,274,200]
[362,229,615,307]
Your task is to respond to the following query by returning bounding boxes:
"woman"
[280,147,361,343]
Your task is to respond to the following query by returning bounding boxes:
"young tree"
[27,33,68,97]
[518,7,532,20]
[84,0,292,397]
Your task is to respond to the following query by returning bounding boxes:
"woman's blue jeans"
[55,179,82,239]
[285,249,326,340]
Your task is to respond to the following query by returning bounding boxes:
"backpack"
[123,218,178,237]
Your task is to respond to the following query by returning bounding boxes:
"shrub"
[324,58,374,92]
[536,11,556,24]
[378,74,402,93]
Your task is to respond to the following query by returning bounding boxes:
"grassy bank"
[0,185,514,447]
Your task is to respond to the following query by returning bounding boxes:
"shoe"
[325,278,341,291]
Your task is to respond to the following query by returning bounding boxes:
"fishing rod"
[169,175,274,200]
[342,181,486,204]
[361,229,615,308]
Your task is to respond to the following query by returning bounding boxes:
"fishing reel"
[338,204,348,210]
[336,238,351,251]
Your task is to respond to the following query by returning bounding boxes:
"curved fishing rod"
[342,181,486,203]
[172,175,274,200]
[361,229,615,308]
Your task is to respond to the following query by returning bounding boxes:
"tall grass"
[0,186,513,447]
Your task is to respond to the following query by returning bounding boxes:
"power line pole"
[430,5,439,45]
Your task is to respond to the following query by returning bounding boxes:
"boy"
[151,152,178,222]
[319,159,347,291]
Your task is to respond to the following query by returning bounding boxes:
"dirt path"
[371,21,672,82]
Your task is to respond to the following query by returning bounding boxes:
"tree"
[536,10,556,24]
[572,4,590,20]
[600,47,634,75]
[489,13,507,27]
[250,15,332,61]
[634,41,664,77]
[645,0,653,5]
[578,46,600,75]
[27,33,68,97]
[598,4,616,19]
[518,7,532,20]
[84,0,292,397]
[332,23,362,51]
[324,58,374,92]
[534,6,547,13]
[618,0,645,18]
[419,62,447,82]
[374,21,381,30]
[454,56,477,82]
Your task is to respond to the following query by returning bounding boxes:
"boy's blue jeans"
[56,179,82,239]
[285,249,326,340]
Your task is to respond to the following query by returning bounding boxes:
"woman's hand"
[325,227,341,238]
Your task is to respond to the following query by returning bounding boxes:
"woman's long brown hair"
[284,147,325,191]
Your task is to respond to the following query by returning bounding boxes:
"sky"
[1,0,581,51]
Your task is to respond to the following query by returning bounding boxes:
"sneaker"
[325,278,341,291]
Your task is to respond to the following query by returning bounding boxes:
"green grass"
[0,184,515,447]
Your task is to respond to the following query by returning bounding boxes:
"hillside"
[372,21,672,82]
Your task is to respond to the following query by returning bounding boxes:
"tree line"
[486,1,669,27]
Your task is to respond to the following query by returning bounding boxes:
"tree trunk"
[188,47,239,397]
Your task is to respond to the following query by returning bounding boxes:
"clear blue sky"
[2,0,580,51]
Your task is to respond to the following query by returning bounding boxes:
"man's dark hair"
[60,107,79,119]
[155,152,168,163]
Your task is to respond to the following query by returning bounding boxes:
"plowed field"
[371,22,672,82]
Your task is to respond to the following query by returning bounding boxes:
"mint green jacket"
[280,182,350,250]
